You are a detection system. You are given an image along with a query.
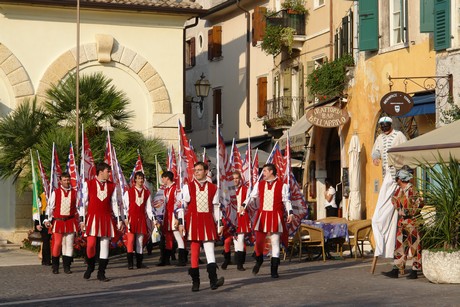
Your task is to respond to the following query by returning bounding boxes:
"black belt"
[54,216,75,221]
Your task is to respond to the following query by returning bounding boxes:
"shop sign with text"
[380,91,413,116]
[306,106,349,128]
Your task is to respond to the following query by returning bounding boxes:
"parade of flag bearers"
[28,115,309,291]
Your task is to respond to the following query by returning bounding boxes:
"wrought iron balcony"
[264,96,305,129]
[266,10,306,35]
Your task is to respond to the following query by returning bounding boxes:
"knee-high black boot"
[271,257,280,278]
[52,256,60,274]
[97,259,110,282]
[136,253,147,269]
[127,252,134,270]
[188,268,200,292]
[236,251,246,271]
[252,255,264,275]
[157,249,171,266]
[62,255,73,274]
[221,251,231,270]
[207,263,225,290]
[83,257,96,280]
[177,248,188,266]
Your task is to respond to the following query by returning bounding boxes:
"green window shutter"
[358,0,378,51]
[434,0,451,51]
[420,0,434,33]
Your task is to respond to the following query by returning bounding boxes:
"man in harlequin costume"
[122,171,156,270]
[382,168,423,279]
[244,163,293,278]
[158,171,187,266]
[44,172,78,274]
[80,162,124,282]
[233,171,250,271]
[178,162,224,292]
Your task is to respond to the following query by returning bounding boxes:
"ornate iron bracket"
[388,74,452,98]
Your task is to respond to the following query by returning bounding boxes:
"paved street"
[0,247,459,306]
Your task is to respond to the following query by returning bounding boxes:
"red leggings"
[52,233,63,257]
[164,230,174,250]
[190,241,201,268]
[86,236,97,258]
[254,231,268,257]
[224,236,233,253]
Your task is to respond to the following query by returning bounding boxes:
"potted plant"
[261,24,295,56]
[418,155,460,283]
[281,0,307,14]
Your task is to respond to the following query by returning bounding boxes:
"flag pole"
[155,154,159,190]
[216,114,221,228]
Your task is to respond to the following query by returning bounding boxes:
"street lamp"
[190,73,211,113]
[304,131,315,153]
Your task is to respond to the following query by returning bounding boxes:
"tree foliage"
[0,72,167,192]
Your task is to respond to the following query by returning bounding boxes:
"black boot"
[97,259,110,282]
[52,256,60,274]
[236,251,246,271]
[207,263,225,290]
[242,251,247,266]
[407,269,418,279]
[221,252,231,270]
[127,252,134,270]
[252,255,263,275]
[136,253,147,269]
[62,256,73,274]
[157,249,171,266]
[83,257,96,280]
[271,257,280,278]
[382,268,399,278]
[177,248,188,267]
[188,268,200,292]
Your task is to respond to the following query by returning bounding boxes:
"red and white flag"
[49,142,62,197]
[66,142,79,191]
[36,150,50,201]
[167,146,178,181]
[80,128,96,182]
[129,150,145,187]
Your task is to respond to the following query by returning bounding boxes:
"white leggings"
[203,241,216,264]
[173,231,185,249]
[270,233,281,258]
[135,234,144,254]
[61,233,75,257]
[234,233,245,252]
[100,237,110,259]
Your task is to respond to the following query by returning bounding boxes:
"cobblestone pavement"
[0,248,458,306]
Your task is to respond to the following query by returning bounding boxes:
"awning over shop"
[278,114,313,150]
[388,119,460,168]
[398,91,435,117]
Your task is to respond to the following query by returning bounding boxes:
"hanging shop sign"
[306,106,349,128]
[380,91,413,116]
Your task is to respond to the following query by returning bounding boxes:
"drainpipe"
[183,17,199,128]
[329,0,333,60]
[236,0,251,128]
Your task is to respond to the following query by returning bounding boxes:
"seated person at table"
[324,178,338,217]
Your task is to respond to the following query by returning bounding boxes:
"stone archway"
[36,37,171,114]
[0,43,34,106]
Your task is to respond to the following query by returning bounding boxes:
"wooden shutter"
[434,0,451,51]
[341,16,349,55]
[283,68,292,98]
[213,88,222,125]
[257,77,267,117]
[252,6,267,46]
[184,99,192,131]
[420,0,435,33]
[358,0,379,51]
[306,61,315,103]
[208,29,213,61]
[190,37,196,67]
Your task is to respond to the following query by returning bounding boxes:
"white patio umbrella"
[347,133,362,220]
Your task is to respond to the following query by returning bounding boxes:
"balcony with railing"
[266,10,306,36]
[264,96,305,130]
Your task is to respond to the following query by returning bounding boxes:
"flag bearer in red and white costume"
[244,163,293,278]
[233,171,250,271]
[159,171,187,266]
[177,162,224,292]
[79,162,123,282]
[45,172,78,274]
[122,171,156,270]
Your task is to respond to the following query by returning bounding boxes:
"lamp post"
[190,73,211,113]
[304,131,315,153]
